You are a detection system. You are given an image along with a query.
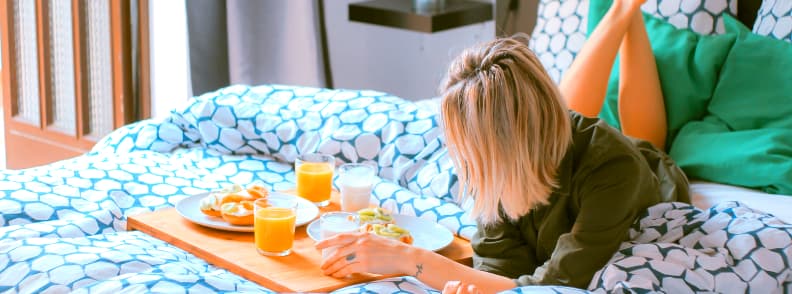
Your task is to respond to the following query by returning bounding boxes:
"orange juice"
[254,207,296,256]
[296,162,333,204]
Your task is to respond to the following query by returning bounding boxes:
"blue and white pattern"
[529,0,589,83]
[91,85,472,236]
[0,85,475,293]
[0,84,790,293]
[529,0,738,83]
[642,0,738,35]
[590,201,792,293]
[753,0,792,42]
[0,231,273,293]
[347,202,792,293]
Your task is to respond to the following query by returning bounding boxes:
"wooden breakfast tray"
[127,192,473,293]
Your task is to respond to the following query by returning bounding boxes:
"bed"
[2,0,792,293]
[692,181,792,225]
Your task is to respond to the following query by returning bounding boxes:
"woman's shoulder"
[565,112,655,185]
[568,111,639,159]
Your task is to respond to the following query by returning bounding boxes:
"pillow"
[752,0,792,42]
[637,0,737,34]
[529,0,737,84]
[529,0,588,83]
[586,0,737,149]
[670,15,792,195]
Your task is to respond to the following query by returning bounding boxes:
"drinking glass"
[254,195,298,256]
[320,212,360,261]
[338,163,376,212]
[295,153,335,207]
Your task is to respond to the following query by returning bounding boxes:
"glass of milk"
[338,163,376,212]
[320,212,360,261]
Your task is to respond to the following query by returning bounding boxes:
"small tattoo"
[346,253,356,261]
[415,263,424,277]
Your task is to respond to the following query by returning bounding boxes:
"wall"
[147,1,529,109]
[149,0,191,118]
[495,0,539,37]
[324,0,495,101]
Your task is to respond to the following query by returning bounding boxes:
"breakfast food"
[362,223,414,245]
[199,184,244,217]
[356,207,394,225]
[246,184,269,199]
[199,184,271,226]
[220,200,255,225]
[355,207,413,245]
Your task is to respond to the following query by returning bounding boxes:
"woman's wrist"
[400,244,428,277]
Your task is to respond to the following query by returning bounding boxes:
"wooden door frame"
[0,0,151,169]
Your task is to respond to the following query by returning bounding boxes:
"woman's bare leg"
[618,10,667,149]
[560,0,644,117]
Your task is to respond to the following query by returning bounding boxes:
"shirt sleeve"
[470,216,538,280]
[514,154,659,288]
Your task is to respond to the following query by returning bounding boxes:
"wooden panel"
[1,0,15,124]
[8,0,41,125]
[83,0,114,139]
[2,0,150,169]
[128,193,473,293]
[137,0,150,119]
[35,0,51,128]
[46,0,77,135]
[110,0,132,128]
[7,120,94,150]
[72,0,87,138]
[6,129,84,168]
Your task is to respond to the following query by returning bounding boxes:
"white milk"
[339,165,375,212]
[320,213,359,260]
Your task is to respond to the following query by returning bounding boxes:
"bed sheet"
[0,85,790,293]
[691,181,792,224]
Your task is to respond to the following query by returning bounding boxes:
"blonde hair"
[440,36,572,226]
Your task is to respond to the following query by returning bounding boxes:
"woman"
[315,0,689,292]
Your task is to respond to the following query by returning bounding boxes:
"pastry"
[246,184,269,199]
[198,184,275,226]
[199,184,243,217]
[356,207,394,225]
[363,223,414,244]
[220,200,254,226]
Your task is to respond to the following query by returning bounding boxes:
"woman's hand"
[316,231,413,278]
[443,281,480,294]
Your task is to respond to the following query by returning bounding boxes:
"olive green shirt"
[471,112,690,289]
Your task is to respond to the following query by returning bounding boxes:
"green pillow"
[707,16,792,130]
[587,0,736,150]
[670,16,792,195]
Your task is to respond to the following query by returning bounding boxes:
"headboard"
[738,0,764,28]
[501,0,768,38]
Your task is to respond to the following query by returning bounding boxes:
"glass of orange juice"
[295,153,335,207]
[254,195,298,256]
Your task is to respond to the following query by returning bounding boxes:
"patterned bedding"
[0,85,790,293]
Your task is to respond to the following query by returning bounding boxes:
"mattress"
[691,180,792,224]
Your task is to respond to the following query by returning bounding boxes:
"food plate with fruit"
[176,188,319,232]
[306,209,454,252]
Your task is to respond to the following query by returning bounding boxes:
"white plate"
[306,214,454,252]
[175,192,319,232]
